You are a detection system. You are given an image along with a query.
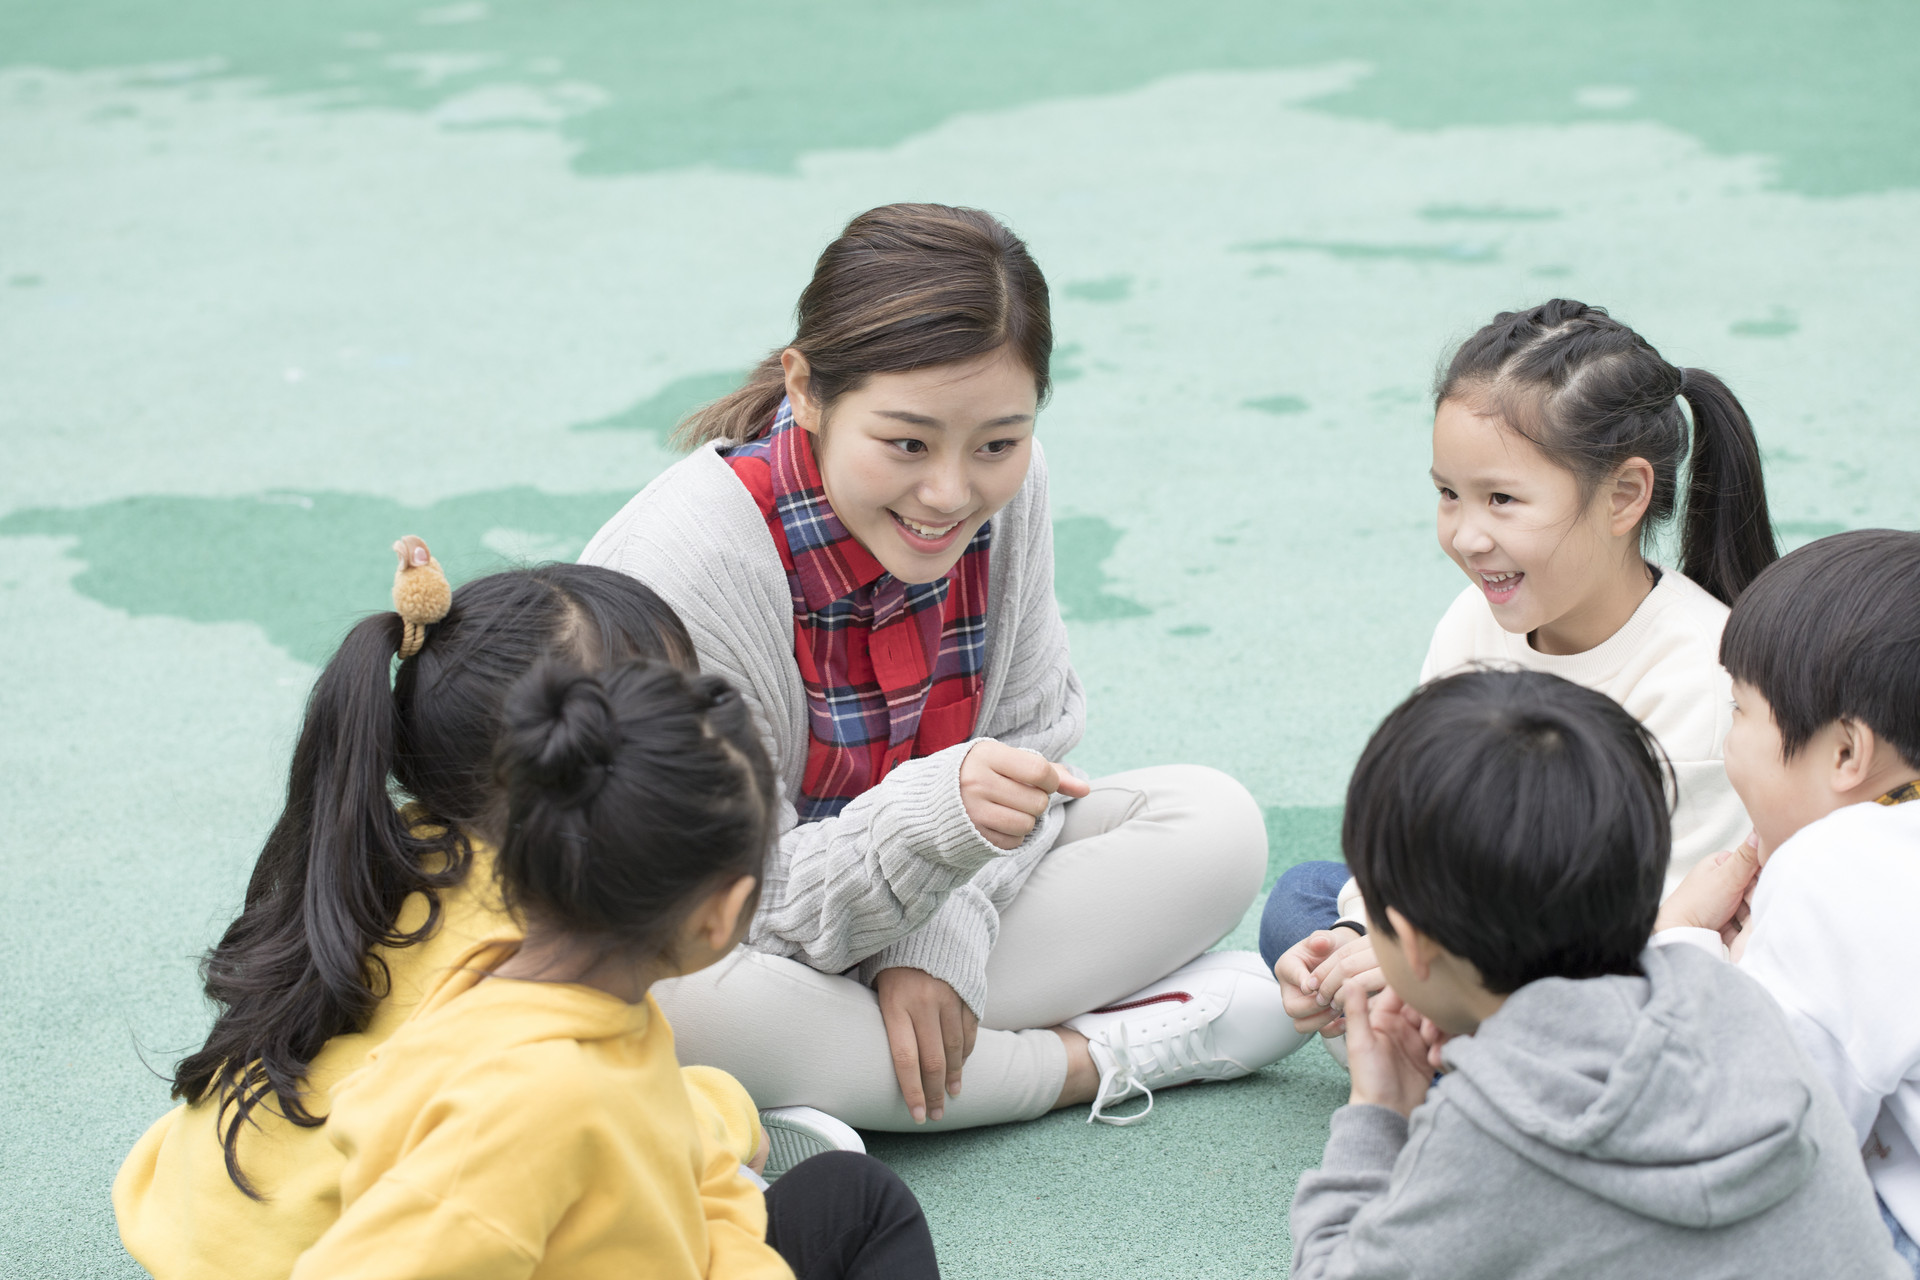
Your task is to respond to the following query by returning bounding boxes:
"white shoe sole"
[759,1106,864,1180]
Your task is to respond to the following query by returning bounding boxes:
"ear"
[1605,457,1656,536]
[1385,907,1434,981]
[694,874,759,953]
[780,349,820,434]
[1829,718,1880,794]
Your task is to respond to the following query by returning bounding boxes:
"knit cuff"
[1322,1105,1410,1174]
[860,741,1006,904]
[857,886,997,1018]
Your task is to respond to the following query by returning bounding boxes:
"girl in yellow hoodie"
[294,658,938,1279]
[114,545,776,1277]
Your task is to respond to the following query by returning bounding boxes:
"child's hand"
[1345,985,1433,1118]
[1274,933,1344,1036]
[1307,933,1385,1032]
[959,741,1092,851]
[1416,1013,1453,1072]
[1653,833,1762,937]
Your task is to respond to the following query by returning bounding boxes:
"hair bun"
[505,662,619,807]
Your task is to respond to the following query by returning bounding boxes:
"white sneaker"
[758,1106,865,1180]
[1065,951,1309,1125]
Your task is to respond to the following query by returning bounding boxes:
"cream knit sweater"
[581,441,1084,1016]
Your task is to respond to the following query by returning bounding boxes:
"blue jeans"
[1886,1195,1920,1278]
[1258,860,1350,973]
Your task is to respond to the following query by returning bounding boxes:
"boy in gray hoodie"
[1288,668,1904,1280]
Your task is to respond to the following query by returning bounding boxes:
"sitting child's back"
[1289,669,1904,1280]
[297,945,779,1280]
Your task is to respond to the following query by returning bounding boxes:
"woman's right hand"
[959,740,1091,851]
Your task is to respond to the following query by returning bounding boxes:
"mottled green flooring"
[3,3,1918,1276]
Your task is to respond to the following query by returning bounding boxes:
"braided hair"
[1437,299,1778,604]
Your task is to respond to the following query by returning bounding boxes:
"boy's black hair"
[1343,668,1672,994]
[1721,528,1920,770]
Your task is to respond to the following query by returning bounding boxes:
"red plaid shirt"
[725,400,991,820]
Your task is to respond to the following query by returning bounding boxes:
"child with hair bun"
[116,541,857,1279]
[1266,300,1778,1058]
[291,661,938,1280]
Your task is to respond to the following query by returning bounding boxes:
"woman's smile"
[888,508,971,555]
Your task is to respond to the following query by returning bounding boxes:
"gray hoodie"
[1289,944,1904,1279]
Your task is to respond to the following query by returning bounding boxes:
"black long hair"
[495,661,778,961]
[1437,299,1778,605]
[172,563,693,1194]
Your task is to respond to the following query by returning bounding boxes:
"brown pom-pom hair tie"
[391,537,452,659]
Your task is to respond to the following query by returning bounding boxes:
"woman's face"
[789,347,1038,585]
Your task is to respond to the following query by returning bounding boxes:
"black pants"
[763,1151,940,1280]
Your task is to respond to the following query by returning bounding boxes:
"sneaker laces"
[1086,1016,1214,1126]
[1088,1021,1153,1126]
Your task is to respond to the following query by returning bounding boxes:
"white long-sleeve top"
[1654,798,1920,1241]
[1333,569,1752,929]
[1420,569,1750,890]
[581,439,1083,1017]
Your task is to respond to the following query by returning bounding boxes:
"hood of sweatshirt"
[1437,943,1818,1229]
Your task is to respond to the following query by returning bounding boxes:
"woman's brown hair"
[674,202,1053,448]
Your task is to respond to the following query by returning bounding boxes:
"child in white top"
[1654,529,1920,1274]
[1265,299,1777,1049]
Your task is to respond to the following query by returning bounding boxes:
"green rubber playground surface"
[3,3,1917,1275]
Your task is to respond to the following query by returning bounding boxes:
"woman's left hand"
[875,966,978,1124]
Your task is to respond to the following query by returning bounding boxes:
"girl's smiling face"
[1430,396,1654,655]
[787,346,1038,585]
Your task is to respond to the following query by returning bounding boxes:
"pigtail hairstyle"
[173,564,694,1195]
[1437,300,1778,604]
[674,202,1053,448]
[495,662,779,961]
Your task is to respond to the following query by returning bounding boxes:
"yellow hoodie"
[290,949,789,1280]
[113,843,763,1279]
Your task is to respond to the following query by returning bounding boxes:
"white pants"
[654,764,1267,1131]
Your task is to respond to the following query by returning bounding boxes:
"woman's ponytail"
[672,353,787,449]
[173,612,461,1196]
[1676,367,1779,605]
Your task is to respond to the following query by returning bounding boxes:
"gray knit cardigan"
[580,440,1085,1015]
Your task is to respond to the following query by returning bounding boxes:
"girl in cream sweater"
[1264,299,1777,1050]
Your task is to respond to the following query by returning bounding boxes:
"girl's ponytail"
[173,612,461,1196]
[1676,368,1779,605]
[173,561,697,1195]
[1436,300,1779,606]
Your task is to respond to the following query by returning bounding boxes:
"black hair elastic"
[1331,919,1368,937]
